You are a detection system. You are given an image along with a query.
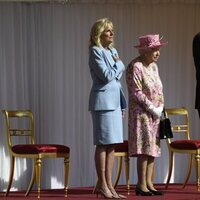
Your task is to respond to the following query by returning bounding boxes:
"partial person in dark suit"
[193,32,200,118]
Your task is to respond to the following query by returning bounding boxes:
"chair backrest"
[2,110,35,153]
[165,107,190,146]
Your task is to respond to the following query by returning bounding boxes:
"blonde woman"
[88,18,126,199]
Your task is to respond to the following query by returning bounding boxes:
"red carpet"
[0,184,199,199]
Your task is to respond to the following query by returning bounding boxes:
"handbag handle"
[161,107,167,119]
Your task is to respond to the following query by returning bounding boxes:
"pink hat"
[134,34,167,49]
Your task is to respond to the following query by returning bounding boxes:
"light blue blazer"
[88,46,127,111]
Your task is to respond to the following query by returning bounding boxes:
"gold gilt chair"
[93,140,130,194]
[114,140,130,194]
[164,107,200,191]
[2,110,70,198]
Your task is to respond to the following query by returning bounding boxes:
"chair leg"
[93,179,98,194]
[194,151,200,191]
[35,158,42,198]
[5,156,15,197]
[124,155,130,195]
[165,151,174,189]
[182,154,193,189]
[64,156,70,197]
[25,159,36,196]
[113,156,122,188]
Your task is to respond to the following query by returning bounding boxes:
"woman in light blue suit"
[89,18,126,199]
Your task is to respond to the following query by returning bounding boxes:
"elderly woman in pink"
[126,34,167,196]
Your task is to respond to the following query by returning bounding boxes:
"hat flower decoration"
[134,34,168,49]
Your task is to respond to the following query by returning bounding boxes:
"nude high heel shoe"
[94,187,113,199]
[109,187,127,199]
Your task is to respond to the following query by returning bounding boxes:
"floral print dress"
[126,57,164,157]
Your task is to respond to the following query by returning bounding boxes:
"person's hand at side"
[148,105,163,119]
[122,110,126,118]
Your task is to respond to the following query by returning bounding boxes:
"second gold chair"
[114,140,130,194]
[93,140,130,195]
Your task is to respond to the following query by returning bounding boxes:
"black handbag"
[159,108,173,139]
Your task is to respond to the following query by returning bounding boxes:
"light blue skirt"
[91,106,123,145]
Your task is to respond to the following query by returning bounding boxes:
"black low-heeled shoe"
[135,187,153,196]
[147,188,163,195]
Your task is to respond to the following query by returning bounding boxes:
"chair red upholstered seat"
[171,140,200,150]
[115,140,128,152]
[12,144,70,154]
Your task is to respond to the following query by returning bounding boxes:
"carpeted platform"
[0,184,199,199]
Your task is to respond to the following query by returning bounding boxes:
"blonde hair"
[89,17,114,48]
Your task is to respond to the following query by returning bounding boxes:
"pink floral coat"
[126,57,164,157]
